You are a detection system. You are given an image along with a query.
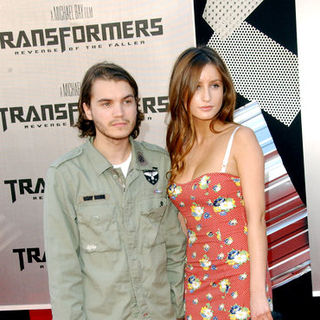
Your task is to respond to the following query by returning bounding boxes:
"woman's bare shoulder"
[233,125,263,163]
[233,125,258,144]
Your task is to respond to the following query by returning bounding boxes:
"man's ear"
[83,103,92,120]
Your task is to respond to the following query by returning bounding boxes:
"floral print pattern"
[199,254,212,270]
[213,196,236,214]
[212,183,221,192]
[219,278,231,294]
[191,203,204,221]
[231,177,241,187]
[188,275,202,293]
[200,303,214,320]
[167,183,182,200]
[199,175,211,189]
[226,249,250,268]
[168,172,272,320]
[229,304,250,320]
[188,230,197,247]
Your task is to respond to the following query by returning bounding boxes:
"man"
[44,62,186,320]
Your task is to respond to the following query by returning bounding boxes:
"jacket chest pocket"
[76,201,121,253]
[139,197,167,248]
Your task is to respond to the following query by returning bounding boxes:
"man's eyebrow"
[96,94,134,103]
[96,98,109,102]
[123,94,135,99]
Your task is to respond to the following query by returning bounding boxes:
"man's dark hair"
[75,62,144,138]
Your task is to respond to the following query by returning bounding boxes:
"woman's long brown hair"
[166,47,236,184]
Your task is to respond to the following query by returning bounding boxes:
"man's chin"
[111,135,131,141]
[95,125,135,141]
[108,131,133,141]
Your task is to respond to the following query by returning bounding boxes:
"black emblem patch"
[143,168,159,185]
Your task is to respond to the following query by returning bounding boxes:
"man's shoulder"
[50,143,86,169]
[137,140,169,158]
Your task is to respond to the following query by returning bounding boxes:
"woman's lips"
[199,106,213,111]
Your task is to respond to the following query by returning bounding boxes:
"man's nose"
[112,103,124,116]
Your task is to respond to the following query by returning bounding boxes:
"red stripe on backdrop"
[29,310,52,320]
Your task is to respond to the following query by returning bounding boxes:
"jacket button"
[86,244,97,252]
[93,215,100,222]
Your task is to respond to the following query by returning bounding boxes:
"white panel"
[295,0,320,296]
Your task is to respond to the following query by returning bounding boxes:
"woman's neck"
[193,119,223,144]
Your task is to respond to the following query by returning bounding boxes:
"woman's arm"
[178,212,188,236]
[234,126,272,320]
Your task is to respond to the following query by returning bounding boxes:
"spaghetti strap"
[220,126,240,173]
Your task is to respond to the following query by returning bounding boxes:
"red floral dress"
[168,130,272,320]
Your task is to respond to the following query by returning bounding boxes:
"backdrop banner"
[0,0,195,309]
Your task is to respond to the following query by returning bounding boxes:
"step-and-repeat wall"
[2,0,317,312]
[0,0,195,309]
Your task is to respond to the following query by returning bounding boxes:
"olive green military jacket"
[44,138,186,320]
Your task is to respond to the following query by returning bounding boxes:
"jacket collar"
[85,138,113,175]
[85,137,153,175]
[130,138,154,171]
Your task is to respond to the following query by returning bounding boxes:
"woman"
[167,47,273,320]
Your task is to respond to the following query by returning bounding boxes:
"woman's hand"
[250,294,273,320]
